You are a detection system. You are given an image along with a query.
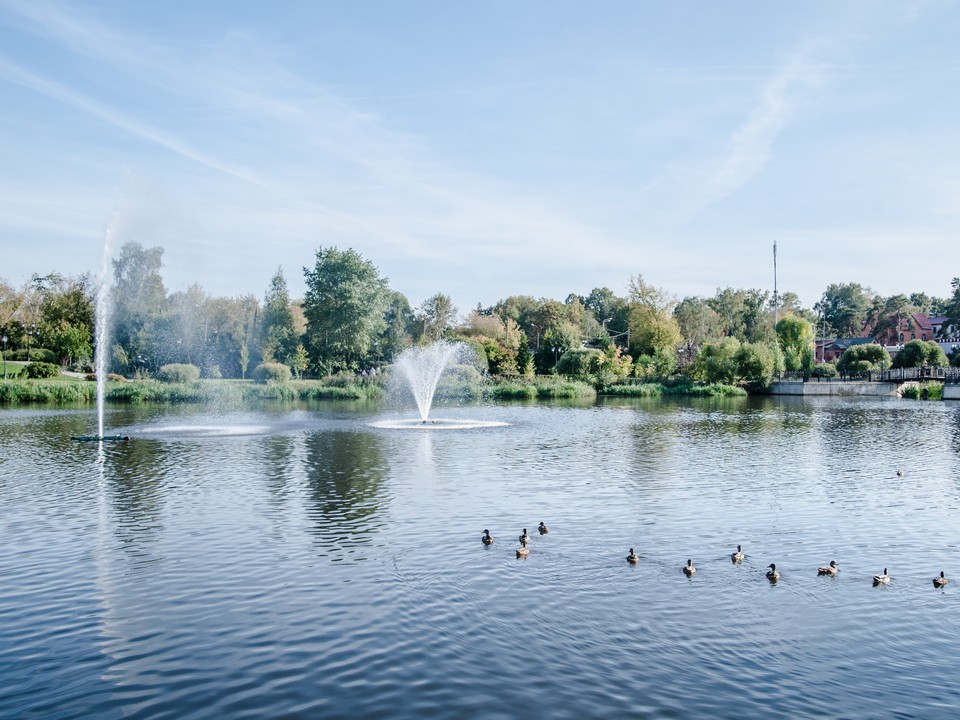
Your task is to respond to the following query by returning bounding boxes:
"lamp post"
[2,335,7,380]
[27,323,35,361]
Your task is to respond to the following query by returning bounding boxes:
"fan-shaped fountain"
[371,341,507,430]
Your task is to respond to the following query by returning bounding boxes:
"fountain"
[74,215,128,442]
[371,340,507,430]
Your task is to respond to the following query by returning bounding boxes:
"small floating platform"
[72,435,130,442]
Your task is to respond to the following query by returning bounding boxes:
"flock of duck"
[481,529,951,588]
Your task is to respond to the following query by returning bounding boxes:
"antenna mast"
[773,241,779,327]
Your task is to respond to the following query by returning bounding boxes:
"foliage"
[891,339,949,368]
[253,362,292,383]
[674,296,723,353]
[418,293,457,341]
[900,383,943,401]
[302,247,390,374]
[775,315,814,371]
[157,363,201,383]
[556,348,604,378]
[111,242,169,373]
[810,362,838,379]
[260,267,298,365]
[818,282,873,336]
[691,337,741,385]
[8,347,58,363]
[24,361,60,379]
[627,275,682,357]
[836,344,891,376]
[290,344,310,379]
[735,341,782,392]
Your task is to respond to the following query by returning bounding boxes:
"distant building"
[863,311,935,345]
[815,337,876,363]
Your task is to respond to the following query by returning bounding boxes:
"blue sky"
[1,1,957,315]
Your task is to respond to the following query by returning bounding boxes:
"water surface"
[2,397,959,718]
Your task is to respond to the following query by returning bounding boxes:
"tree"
[380,291,416,361]
[260,268,298,364]
[775,315,814,372]
[940,278,960,339]
[819,283,872,337]
[111,242,168,371]
[418,293,457,342]
[674,296,723,357]
[735,341,782,392]
[302,247,389,374]
[836,344,891,377]
[290,343,310,379]
[627,275,682,358]
[891,340,949,368]
[691,337,741,385]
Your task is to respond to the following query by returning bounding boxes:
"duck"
[766,563,781,582]
[481,529,493,545]
[933,571,948,588]
[538,521,549,535]
[519,528,531,546]
[626,548,639,564]
[873,568,891,585]
[896,470,905,477]
[682,559,696,577]
[817,560,840,576]
[731,544,745,563]
[516,546,530,559]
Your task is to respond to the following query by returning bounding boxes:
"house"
[863,311,936,346]
[815,337,876,363]
[931,315,959,342]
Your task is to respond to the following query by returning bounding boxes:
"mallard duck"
[873,568,890,585]
[896,470,904,477]
[516,546,530,558]
[538,521,549,535]
[626,548,639,564]
[731,544,744,563]
[766,563,780,582]
[481,529,493,545]
[519,528,531,546]
[682,559,696,576]
[933,571,948,588]
[817,560,840,576]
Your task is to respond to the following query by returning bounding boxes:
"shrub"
[891,340,949,369]
[810,363,838,379]
[836,344,891,377]
[24,361,60,379]
[557,348,603,379]
[10,348,58,364]
[157,363,201,383]
[901,382,943,400]
[204,364,222,379]
[253,362,292,383]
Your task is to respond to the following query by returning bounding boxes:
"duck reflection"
[303,430,387,557]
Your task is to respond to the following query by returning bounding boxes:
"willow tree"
[302,247,389,374]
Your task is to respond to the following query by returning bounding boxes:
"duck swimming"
[766,563,780,582]
[538,521,549,535]
[933,571,948,588]
[519,529,531,545]
[682,559,696,577]
[731,545,744,563]
[817,560,840,576]
[516,546,530,558]
[626,548,639,564]
[481,529,493,545]
[873,568,891,585]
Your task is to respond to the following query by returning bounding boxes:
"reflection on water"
[1,398,959,719]
[303,430,387,558]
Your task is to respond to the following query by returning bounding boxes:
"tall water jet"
[393,341,465,422]
[94,218,116,440]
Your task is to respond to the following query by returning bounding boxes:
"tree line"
[1,242,958,386]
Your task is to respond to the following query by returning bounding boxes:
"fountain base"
[72,435,130,442]
[370,418,508,430]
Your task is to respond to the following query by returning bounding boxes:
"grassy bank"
[601,380,747,397]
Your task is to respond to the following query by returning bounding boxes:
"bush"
[9,347,58,364]
[836,344,892,377]
[253,362,292,383]
[892,340,949,369]
[157,363,201,383]
[901,382,943,401]
[24,361,60,379]
[810,363,838,379]
[204,364,222,379]
[557,349,603,379]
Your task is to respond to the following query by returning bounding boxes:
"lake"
[2,396,959,719]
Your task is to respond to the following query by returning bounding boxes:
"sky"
[1,0,958,317]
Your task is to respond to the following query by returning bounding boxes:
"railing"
[774,366,960,384]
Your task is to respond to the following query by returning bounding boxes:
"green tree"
[379,291,416,361]
[836,344,892,376]
[891,340,949,368]
[290,343,310,379]
[819,282,872,336]
[940,278,960,339]
[418,293,457,342]
[627,275,682,357]
[674,296,723,357]
[735,341,781,392]
[111,242,168,372]
[775,315,814,372]
[691,337,741,385]
[302,247,390,374]
[260,268,298,364]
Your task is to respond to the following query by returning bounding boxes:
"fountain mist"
[393,341,465,422]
